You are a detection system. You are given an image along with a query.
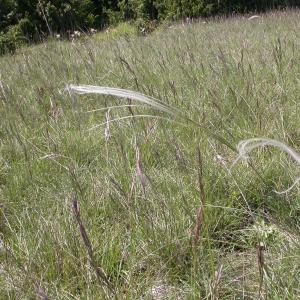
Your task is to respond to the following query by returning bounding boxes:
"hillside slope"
[0,10,299,299]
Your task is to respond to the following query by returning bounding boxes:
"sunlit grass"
[0,9,299,299]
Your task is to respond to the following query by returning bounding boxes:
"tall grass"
[0,9,299,299]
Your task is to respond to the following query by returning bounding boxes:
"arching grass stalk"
[66,84,235,150]
[67,84,181,116]
[236,138,300,194]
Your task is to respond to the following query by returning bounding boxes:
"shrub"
[0,24,22,55]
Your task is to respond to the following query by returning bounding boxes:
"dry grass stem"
[34,284,49,300]
[72,199,116,294]
[257,241,266,299]
[191,146,206,248]
[135,141,147,195]
[210,265,223,300]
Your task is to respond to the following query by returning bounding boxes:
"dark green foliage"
[0,0,17,31]
[15,0,96,34]
[0,23,22,55]
[0,0,299,54]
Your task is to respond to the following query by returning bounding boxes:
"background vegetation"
[1,0,300,54]
[0,9,299,299]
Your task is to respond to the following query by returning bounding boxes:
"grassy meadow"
[0,9,300,299]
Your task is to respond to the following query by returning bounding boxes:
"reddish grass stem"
[34,284,49,300]
[257,241,266,299]
[191,146,206,248]
[72,199,116,294]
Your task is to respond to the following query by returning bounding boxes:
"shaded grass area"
[0,10,300,299]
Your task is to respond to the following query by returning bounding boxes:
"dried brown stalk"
[34,284,49,300]
[257,241,266,299]
[191,146,205,248]
[72,199,115,294]
[211,265,223,300]
[135,143,146,195]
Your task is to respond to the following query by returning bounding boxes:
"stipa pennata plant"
[67,84,181,120]
[235,138,300,194]
[67,85,300,194]
[66,84,234,149]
